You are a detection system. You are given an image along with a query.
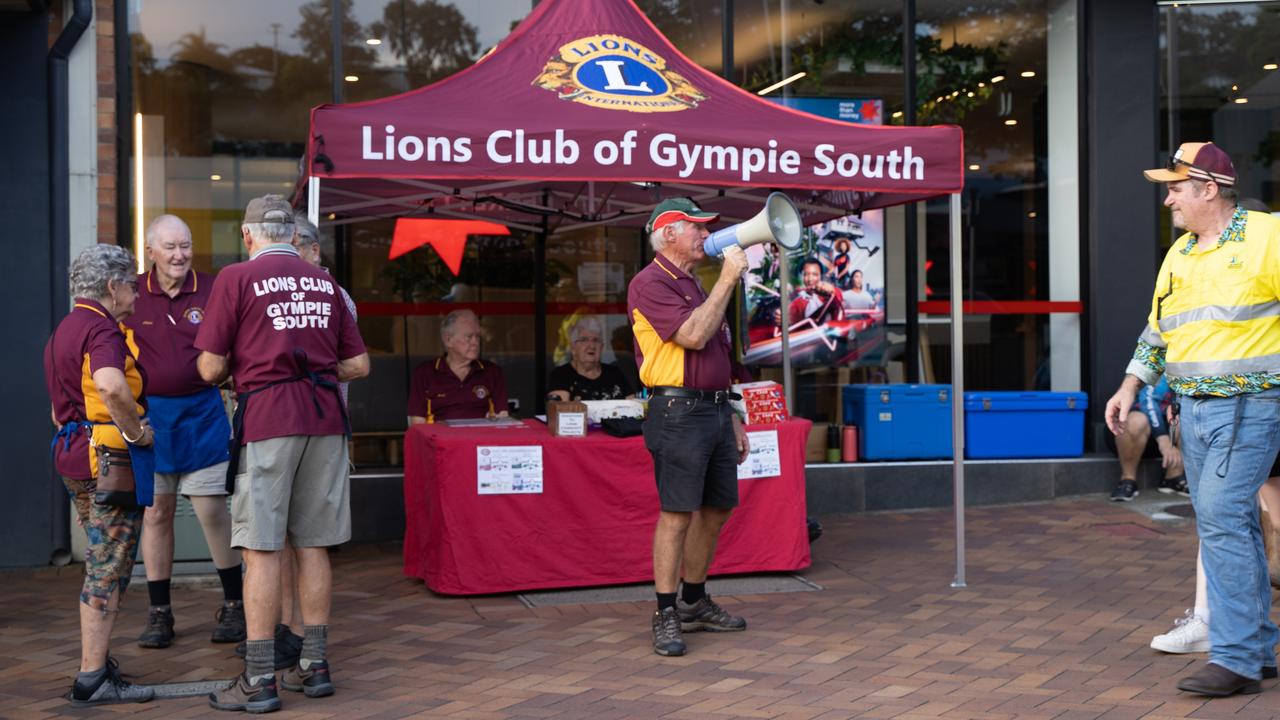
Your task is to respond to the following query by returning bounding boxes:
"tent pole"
[949,192,966,589]
[308,176,320,227]
[779,251,793,412]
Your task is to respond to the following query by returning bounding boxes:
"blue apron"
[50,420,156,507]
[148,386,231,474]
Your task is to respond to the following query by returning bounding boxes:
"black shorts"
[643,396,739,512]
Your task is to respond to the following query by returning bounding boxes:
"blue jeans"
[1181,387,1280,678]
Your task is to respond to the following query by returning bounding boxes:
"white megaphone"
[703,192,803,257]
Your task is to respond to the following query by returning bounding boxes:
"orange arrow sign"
[389,219,511,275]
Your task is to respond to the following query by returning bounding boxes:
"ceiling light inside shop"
[1028,211,1037,218]
[1020,71,1036,78]
[891,111,903,118]
[991,75,1005,84]
[1265,63,1278,71]
[1231,84,1238,91]
[967,91,975,97]
[968,164,980,171]
[344,75,359,82]
[1004,119,1018,126]
[1234,97,1249,104]
[756,71,806,96]
[366,38,382,45]
[978,82,985,88]
[210,174,222,181]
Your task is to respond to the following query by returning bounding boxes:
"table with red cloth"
[402,418,812,595]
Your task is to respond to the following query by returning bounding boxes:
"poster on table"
[743,97,887,368]
[477,446,544,494]
[737,430,781,480]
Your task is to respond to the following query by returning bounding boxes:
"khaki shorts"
[154,461,229,496]
[230,435,350,551]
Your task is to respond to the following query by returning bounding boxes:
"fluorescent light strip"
[134,113,145,272]
[757,71,806,96]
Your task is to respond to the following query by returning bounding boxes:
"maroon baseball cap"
[1144,142,1236,186]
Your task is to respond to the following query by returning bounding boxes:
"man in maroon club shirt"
[196,195,369,713]
[124,214,244,652]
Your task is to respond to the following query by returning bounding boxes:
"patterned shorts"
[63,477,142,611]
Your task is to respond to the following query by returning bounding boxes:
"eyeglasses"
[573,337,603,345]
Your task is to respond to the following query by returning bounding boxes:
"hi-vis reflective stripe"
[1140,324,1165,348]
[1167,352,1280,376]
[1157,300,1280,334]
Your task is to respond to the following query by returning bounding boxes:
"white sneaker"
[1150,609,1209,654]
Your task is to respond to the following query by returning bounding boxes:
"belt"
[651,386,742,403]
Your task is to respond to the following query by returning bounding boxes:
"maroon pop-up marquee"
[304,0,973,585]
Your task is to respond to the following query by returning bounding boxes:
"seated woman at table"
[407,309,509,424]
[548,316,635,402]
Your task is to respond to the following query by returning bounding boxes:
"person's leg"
[242,549,281,644]
[138,488,177,648]
[654,511,693,594]
[677,404,747,632]
[1179,390,1280,688]
[1116,411,1151,480]
[1151,543,1211,654]
[70,483,151,705]
[280,541,300,632]
[681,507,731,585]
[189,490,246,643]
[1111,412,1150,500]
[1196,545,1209,622]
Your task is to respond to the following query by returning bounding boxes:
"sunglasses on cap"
[1167,155,1234,186]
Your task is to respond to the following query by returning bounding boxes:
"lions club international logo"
[473,385,490,399]
[533,34,706,113]
[184,307,204,325]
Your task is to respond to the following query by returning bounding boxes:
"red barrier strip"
[918,300,1083,315]
[358,301,629,316]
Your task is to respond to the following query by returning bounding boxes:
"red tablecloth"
[403,418,812,595]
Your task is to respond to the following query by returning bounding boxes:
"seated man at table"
[407,309,509,424]
[548,316,635,402]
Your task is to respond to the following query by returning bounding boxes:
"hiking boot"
[651,607,686,657]
[209,672,281,713]
[1158,475,1190,497]
[137,606,175,649]
[212,601,247,644]
[69,658,155,707]
[677,595,747,632]
[1110,479,1138,502]
[234,624,303,669]
[1150,609,1209,654]
[280,659,335,698]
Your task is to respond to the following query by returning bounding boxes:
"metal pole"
[949,192,966,588]
[778,0,793,413]
[903,0,920,383]
[721,0,733,82]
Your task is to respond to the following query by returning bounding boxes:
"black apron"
[224,349,350,494]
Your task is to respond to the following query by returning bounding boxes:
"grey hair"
[440,308,479,343]
[145,214,191,247]
[647,219,687,253]
[570,315,603,343]
[242,221,296,244]
[1189,178,1239,203]
[69,244,136,300]
[292,211,319,245]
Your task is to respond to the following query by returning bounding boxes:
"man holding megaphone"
[627,196,761,658]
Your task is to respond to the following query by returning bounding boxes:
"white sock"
[1195,606,1210,624]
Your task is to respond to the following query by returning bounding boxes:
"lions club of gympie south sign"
[533,34,706,112]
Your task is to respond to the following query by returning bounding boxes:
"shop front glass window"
[1160,1,1280,237]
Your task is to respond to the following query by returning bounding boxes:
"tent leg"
[308,176,320,227]
[779,251,793,413]
[949,192,967,589]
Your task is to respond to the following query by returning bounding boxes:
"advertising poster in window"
[744,98,886,367]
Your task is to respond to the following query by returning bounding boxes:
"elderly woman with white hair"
[548,316,635,401]
[44,243,155,707]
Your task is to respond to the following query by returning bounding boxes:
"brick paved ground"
[3,497,1280,719]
